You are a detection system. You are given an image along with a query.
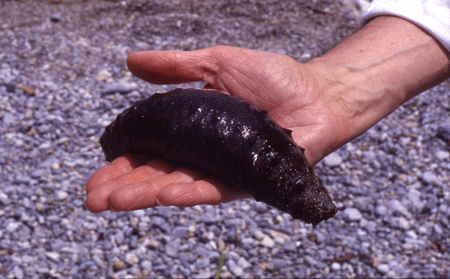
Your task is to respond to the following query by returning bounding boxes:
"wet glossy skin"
[100,89,337,226]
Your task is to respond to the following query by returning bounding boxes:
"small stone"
[237,257,252,270]
[342,207,362,222]
[50,13,62,23]
[113,231,124,245]
[436,150,449,160]
[6,221,20,232]
[2,112,15,125]
[324,152,343,167]
[101,82,137,95]
[125,253,139,265]
[271,259,292,270]
[195,258,210,269]
[30,169,47,178]
[331,262,341,271]
[405,230,418,239]
[282,241,297,252]
[433,224,443,235]
[0,191,9,205]
[95,69,112,81]
[375,205,387,216]
[389,216,410,230]
[377,264,390,274]
[387,199,403,212]
[141,260,152,271]
[300,52,312,60]
[13,266,23,279]
[253,202,268,213]
[46,252,60,261]
[165,243,179,258]
[260,235,275,248]
[35,203,44,212]
[56,190,68,200]
[407,189,424,211]
[227,260,243,277]
[422,171,438,185]
[171,227,188,239]
[113,260,125,272]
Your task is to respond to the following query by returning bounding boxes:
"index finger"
[86,156,141,194]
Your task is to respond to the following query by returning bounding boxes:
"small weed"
[214,252,226,279]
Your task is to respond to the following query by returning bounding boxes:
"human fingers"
[156,179,250,207]
[126,46,226,85]
[105,168,201,212]
[85,160,174,212]
[85,156,141,194]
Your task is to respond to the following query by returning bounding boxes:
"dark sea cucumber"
[100,88,337,226]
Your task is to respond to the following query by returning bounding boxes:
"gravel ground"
[1,0,449,278]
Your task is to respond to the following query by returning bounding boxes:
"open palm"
[85,46,347,213]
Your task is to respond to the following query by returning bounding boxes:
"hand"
[86,17,450,213]
[85,46,349,213]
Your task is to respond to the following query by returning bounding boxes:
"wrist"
[306,16,450,144]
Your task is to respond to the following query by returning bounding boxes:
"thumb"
[126,46,231,85]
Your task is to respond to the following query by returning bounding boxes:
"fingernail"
[155,198,165,206]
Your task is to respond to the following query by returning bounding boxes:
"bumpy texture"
[100,88,337,226]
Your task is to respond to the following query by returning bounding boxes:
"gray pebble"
[13,266,24,279]
[195,258,210,269]
[342,207,363,222]
[407,189,423,210]
[0,191,9,205]
[377,264,390,274]
[422,171,439,185]
[227,259,243,277]
[165,242,179,258]
[56,190,68,200]
[101,82,137,95]
[435,150,449,160]
[389,217,410,230]
[253,202,268,213]
[171,226,189,239]
[323,152,343,167]
[113,231,124,245]
[2,112,15,125]
[331,262,341,271]
[282,241,297,252]
[50,13,62,23]
[6,221,20,232]
[237,257,252,270]
[271,258,292,270]
[375,205,387,216]
[30,169,47,179]
[178,252,190,268]
[125,252,139,265]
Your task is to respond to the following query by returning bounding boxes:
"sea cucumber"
[100,88,337,226]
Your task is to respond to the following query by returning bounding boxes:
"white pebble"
[435,150,449,160]
[324,152,343,167]
[6,221,20,232]
[377,264,390,274]
[56,190,68,200]
[261,235,275,248]
[125,253,139,265]
[46,252,60,261]
[331,262,341,271]
[0,191,9,205]
[342,207,362,222]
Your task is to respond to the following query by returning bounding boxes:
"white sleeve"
[361,0,450,52]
